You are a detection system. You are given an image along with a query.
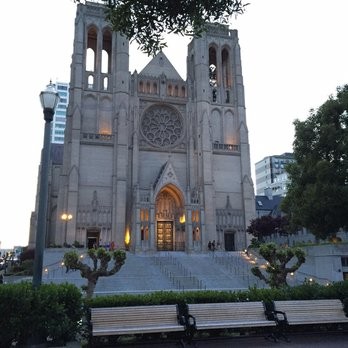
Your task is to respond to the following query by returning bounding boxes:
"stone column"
[186,208,193,252]
[149,205,156,252]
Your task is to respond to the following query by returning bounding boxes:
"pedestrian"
[212,240,216,251]
[0,269,4,284]
[208,241,212,251]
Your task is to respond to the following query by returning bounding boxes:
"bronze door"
[157,221,173,251]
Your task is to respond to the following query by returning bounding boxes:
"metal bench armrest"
[187,314,196,328]
[273,310,287,323]
[265,309,287,323]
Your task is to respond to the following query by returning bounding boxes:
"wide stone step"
[41,249,259,294]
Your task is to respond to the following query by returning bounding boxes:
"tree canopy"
[75,0,248,55]
[247,215,289,241]
[281,85,348,240]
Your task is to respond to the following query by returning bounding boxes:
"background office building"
[51,81,69,144]
[255,153,294,196]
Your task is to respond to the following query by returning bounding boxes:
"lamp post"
[32,81,60,287]
[61,213,73,246]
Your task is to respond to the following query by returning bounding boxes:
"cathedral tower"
[56,2,130,248]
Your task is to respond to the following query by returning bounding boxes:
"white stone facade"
[30,2,255,253]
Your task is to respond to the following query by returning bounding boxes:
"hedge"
[0,282,83,347]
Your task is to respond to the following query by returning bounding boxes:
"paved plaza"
[61,332,348,347]
[120,332,348,348]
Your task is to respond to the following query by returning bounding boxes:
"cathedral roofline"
[139,51,183,81]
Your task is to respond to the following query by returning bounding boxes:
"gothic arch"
[155,184,186,251]
[209,44,218,86]
[99,96,112,134]
[221,46,232,88]
[156,183,185,207]
[86,25,98,72]
[82,94,97,132]
[223,109,236,144]
[211,108,222,143]
[102,28,112,74]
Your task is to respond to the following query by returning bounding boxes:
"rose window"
[141,105,184,147]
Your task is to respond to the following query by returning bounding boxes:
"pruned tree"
[74,0,249,55]
[251,242,305,288]
[63,248,126,298]
[281,85,348,241]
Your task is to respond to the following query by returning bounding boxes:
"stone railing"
[81,132,113,144]
[213,143,240,153]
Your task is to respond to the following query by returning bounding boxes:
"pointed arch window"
[103,76,108,90]
[86,27,97,72]
[102,30,112,73]
[168,84,173,96]
[88,74,94,89]
[222,48,231,88]
[101,50,108,74]
[209,46,218,87]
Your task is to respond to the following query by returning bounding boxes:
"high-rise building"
[255,153,294,196]
[30,2,255,252]
[51,81,69,144]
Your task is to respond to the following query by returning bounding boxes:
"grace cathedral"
[29,1,255,253]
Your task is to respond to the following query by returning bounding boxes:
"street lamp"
[33,81,60,287]
[61,213,73,246]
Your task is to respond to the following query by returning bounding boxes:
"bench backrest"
[187,302,269,324]
[91,304,181,331]
[273,299,348,324]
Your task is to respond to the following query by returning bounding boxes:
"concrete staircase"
[41,249,266,295]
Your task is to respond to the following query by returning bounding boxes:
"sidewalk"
[121,332,348,347]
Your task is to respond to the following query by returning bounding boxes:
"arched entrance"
[155,184,185,251]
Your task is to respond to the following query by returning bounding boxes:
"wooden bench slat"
[93,325,185,336]
[273,299,348,326]
[91,304,185,337]
[187,302,276,331]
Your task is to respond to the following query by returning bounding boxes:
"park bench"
[272,299,348,333]
[186,301,277,341]
[90,304,187,346]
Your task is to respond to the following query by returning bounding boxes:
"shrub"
[0,282,83,346]
[20,248,35,262]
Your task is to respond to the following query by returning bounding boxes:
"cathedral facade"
[31,2,255,253]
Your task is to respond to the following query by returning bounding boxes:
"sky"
[1,0,348,249]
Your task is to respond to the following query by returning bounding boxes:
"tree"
[74,0,248,55]
[247,215,289,242]
[281,85,348,240]
[251,242,305,288]
[63,248,126,298]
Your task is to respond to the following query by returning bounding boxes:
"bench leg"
[265,324,290,343]
[265,331,290,343]
[179,339,198,348]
